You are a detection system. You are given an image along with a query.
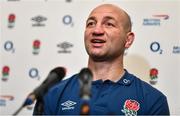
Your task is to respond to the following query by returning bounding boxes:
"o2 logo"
[4,41,15,53]
[29,68,40,80]
[150,42,163,54]
[62,15,74,27]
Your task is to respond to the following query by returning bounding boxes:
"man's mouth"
[90,39,106,48]
[91,39,106,43]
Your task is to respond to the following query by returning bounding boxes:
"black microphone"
[13,67,66,115]
[79,68,93,100]
[79,68,93,115]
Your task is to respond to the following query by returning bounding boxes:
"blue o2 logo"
[4,41,15,53]
[150,42,163,54]
[29,68,40,80]
[63,15,74,27]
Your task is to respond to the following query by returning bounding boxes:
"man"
[34,4,170,115]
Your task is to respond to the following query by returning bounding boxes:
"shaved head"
[84,3,135,62]
[88,4,132,32]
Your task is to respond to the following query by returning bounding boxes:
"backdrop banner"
[0,0,180,115]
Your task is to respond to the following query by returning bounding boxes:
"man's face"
[84,5,129,61]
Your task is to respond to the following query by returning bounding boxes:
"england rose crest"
[2,66,10,81]
[32,39,41,55]
[149,68,158,85]
[121,99,140,116]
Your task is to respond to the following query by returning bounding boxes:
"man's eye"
[105,22,114,27]
[86,22,95,27]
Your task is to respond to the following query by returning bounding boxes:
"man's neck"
[88,57,125,82]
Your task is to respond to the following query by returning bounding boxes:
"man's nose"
[92,24,104,36]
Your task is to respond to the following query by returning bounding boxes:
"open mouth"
[91,39,106,43]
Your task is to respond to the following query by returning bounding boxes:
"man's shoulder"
[128,71,169,114]
[138,76,165,98]
[126,70,166,98]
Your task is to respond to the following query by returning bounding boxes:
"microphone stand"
[13,94,35,116]
[79,68,93,115]
[13,105,24,116]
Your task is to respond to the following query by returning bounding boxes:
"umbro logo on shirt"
[61,100,77,110]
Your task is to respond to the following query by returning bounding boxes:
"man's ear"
[125,32,135,48]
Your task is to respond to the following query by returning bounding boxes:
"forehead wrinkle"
[87,4,132,31]
[88,15,116,21]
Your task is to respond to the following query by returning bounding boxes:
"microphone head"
[79,68,93,100]
[50,67,66,79]
[79,68,93,83]
[33,67,66,100]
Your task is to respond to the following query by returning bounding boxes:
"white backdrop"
[0,0,180,115]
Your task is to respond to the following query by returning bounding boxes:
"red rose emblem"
[2,66,10,73]
[9,14,16,22]
[33,40,40,48]
[125,99,140,111]
[150,68,158,76]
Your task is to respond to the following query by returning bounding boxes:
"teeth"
[94,40,101,43]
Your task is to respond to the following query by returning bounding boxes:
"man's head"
[84,4,134,62]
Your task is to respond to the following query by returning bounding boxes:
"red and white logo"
[121,99,140,116]
[8,13,16,28]
[32,40,41,55]
[2,66,10,81]
[149,68,158,85]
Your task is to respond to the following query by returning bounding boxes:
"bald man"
[33,4,170,115]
